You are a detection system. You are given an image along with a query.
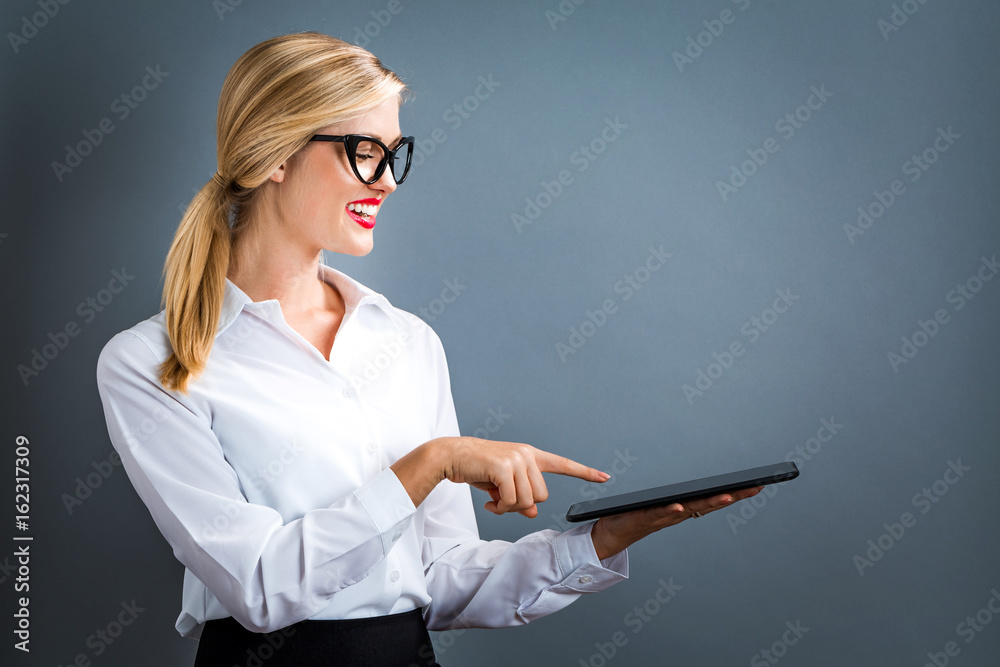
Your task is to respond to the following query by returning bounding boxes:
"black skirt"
[193,608,441,666]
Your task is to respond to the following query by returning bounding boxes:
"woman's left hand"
[588,486,765,560]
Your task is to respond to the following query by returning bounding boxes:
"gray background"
[3,0,999,665]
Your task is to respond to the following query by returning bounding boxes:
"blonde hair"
[159,32,406,393]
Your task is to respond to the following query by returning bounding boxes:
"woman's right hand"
[390,437,610,518]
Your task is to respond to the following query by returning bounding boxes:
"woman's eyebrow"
[365,132,404,147]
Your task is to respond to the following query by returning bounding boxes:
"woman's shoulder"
[97,310,172,373]
[378,301,449,358]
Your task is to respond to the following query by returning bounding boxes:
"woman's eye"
[356,153,375,161]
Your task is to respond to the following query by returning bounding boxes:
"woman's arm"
[97,330,420,633]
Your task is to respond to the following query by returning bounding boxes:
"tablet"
[565,461,799,522]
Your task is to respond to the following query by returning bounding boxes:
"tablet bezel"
[565,461,799,522]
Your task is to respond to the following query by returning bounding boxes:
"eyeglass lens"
[351,138,411,183]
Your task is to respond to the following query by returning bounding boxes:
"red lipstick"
[346,198,381,229]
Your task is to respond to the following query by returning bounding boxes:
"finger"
[526,464,549,505]
[659,503,686,519]
[492,474,517,515]
[483,487,504,514]
[631,502,685,517]
[723,486,764,506]
[475,484,501,513]
[512,466,535,513]
[518,504,539,518]
[684,486,764,516]
[643,503,688,527]
[518,465,549,518]
[680,498,730,516]
[512,463,547,518]
[535,449,610,483]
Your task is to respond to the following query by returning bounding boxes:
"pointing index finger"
[535,450,610,483]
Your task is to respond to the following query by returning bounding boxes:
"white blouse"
[95,263,627,638]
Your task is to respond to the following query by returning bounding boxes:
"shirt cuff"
[552,521,629,592]
[352,468,417,555]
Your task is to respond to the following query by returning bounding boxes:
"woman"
[96,32,760,666]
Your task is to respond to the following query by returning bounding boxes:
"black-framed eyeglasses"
[309,134,415,185]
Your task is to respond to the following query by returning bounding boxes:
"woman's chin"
[325,241,374,258]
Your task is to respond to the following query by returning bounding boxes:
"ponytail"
[158,175,236,393]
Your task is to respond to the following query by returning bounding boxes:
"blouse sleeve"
[417,334,629,630]
[96,330,419,633]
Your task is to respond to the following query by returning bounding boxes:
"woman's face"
[265,96,402,258]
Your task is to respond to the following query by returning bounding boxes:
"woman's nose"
[371,165,398,195]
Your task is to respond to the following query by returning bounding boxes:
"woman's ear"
[269,162,286,183]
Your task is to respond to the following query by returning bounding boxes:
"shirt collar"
[216,262,398,338]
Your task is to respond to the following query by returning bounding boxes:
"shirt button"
[389,570,400,583]
[367,441,378,455]
[392,531,402,542]
[578,575,593,584]
[342,387,356,399]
